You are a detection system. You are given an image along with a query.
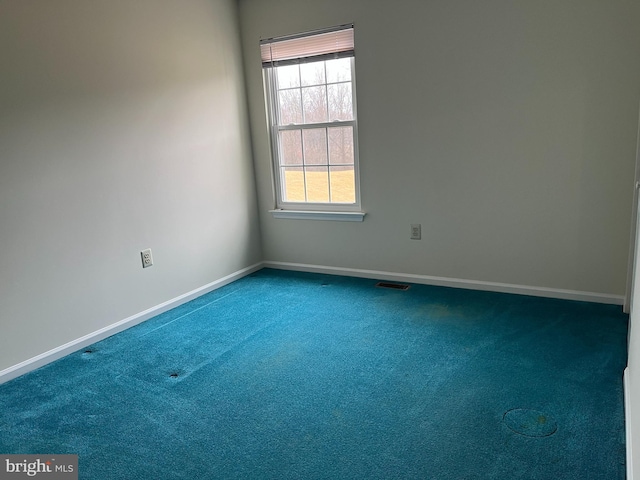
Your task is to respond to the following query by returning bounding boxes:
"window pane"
[303,129,327,166]
[326,58,351,83]
[277,64,300,88]
[280,130,302,166]
[305,167,329,202]
[300,62,325,87]
[278,89,302,125]
[327,83,353,121]
[281,167,305,202]
[329,166,355,203]
[302,86,328,123]
[328,127,354,165]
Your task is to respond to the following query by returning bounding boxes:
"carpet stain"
[409,303,473,324]
[503,408,558,437]
[263,342,303,369]
[428,303,456,318]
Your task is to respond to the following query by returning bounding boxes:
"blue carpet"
[0,269,628,479]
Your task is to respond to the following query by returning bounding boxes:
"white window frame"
[261,25,364,221]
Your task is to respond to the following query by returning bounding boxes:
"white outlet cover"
[410,224,421,240]
[141,248,153,268]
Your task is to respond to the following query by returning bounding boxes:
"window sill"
[269,209,366,222]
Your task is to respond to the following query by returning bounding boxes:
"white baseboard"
[0,262,263,385]
[626,367,634,480]
[263,261,625,305]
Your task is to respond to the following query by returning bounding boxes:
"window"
[261,25,363,220]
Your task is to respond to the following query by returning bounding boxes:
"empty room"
[1,0,640,478]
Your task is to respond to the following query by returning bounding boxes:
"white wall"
[625,115,640,478]
[238,0,640,297]
[629,290,640,477]
[0,0,262,372]
[627,191,640,478]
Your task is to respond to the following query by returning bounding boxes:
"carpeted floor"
[0,269,629,479]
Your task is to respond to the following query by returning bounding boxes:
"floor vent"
[375,282,410,290]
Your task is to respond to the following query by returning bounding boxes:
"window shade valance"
[260,24,354,68]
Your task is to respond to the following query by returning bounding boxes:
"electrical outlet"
[410,224,421,240]
[141,248,153,268]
